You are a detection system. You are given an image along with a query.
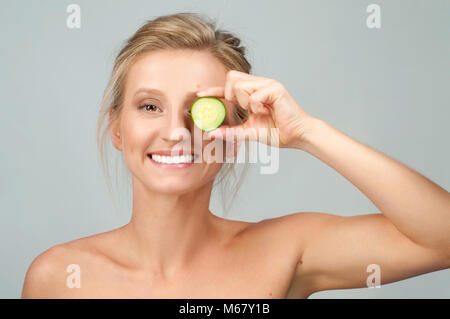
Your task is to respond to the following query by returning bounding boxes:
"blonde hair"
[97,12,252,218]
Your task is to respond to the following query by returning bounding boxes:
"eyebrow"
[133,87,200,100]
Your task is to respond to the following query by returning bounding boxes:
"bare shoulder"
[236,211,330,248]
[21,229,121,298]
[21,243,75,298]
[248,211,344,269]
[233,212,325,268]
[236,211,339,298]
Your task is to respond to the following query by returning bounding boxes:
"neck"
[123,176,222,279]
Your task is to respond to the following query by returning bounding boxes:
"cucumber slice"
[190,97,226,132]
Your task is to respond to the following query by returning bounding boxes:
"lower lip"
[147,155,196,169]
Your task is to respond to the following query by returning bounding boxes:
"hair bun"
[216,31,241,48]
[226,37,240,47]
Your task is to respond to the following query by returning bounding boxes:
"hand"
[196,70,316,149]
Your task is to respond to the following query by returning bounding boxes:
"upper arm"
[285,212,450,295]
[21,246,66,298]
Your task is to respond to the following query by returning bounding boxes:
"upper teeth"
[151,154,195,164]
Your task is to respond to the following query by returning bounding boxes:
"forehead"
[125,49,229,96]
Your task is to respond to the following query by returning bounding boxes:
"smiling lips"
[147,149,200,168]
[149,150,196,156]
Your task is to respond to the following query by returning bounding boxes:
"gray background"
[1,0,449,298]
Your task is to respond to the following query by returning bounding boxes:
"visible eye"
[138,104,161,113]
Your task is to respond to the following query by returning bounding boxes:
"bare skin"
[21,49,450,299]
[20,215,308,298]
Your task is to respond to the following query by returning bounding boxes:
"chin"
[148,179,202,195]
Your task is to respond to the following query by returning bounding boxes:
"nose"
[160,106,195,143]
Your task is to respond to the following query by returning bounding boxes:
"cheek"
[122,128,146,152]
[121,124,161,162]
[123,116,159,141]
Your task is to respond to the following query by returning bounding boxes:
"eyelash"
[138,104,192,115]
[138,104,161,113]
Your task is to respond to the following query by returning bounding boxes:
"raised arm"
[196,70,450,295]
[299,118,450,252]
[286,117,450,294]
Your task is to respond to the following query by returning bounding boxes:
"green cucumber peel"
[190,97,226,132]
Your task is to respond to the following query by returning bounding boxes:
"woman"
[21,12,450,298]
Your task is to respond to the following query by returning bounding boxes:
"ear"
[109,109,123,151]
